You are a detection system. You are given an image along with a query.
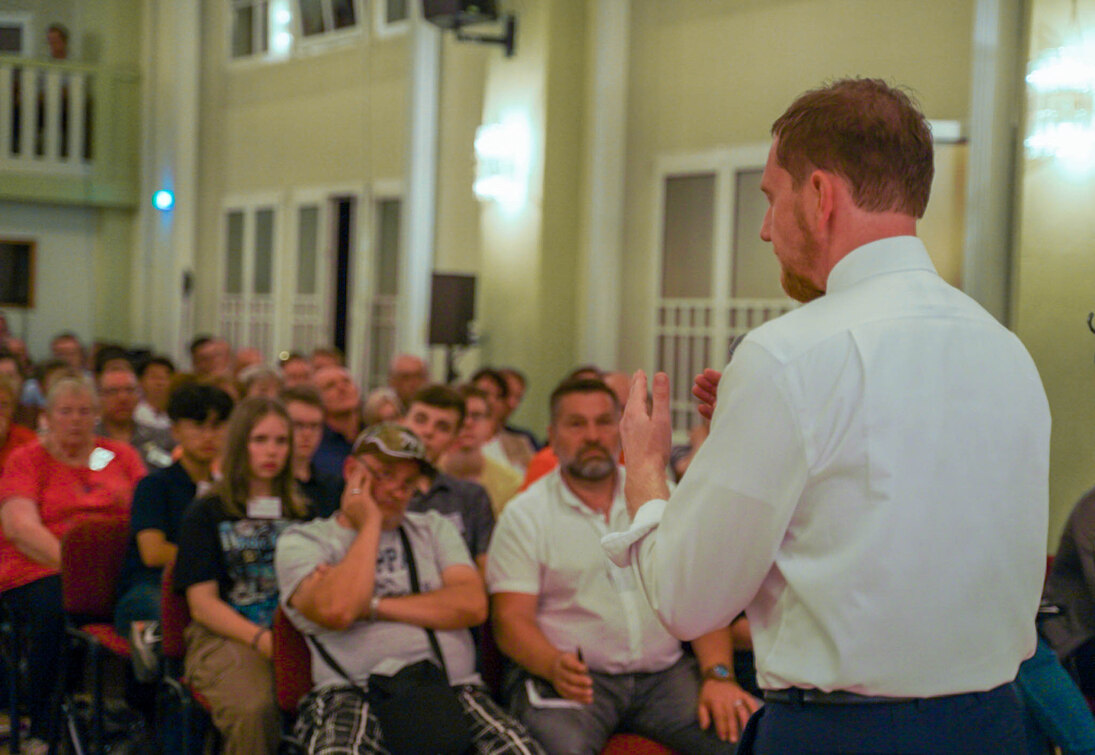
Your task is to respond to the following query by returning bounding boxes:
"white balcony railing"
[0,58,94,174]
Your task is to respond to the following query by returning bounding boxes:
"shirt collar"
[825,236,937,294]
[553,467,626,517]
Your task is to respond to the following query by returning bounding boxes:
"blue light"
[153,190,175,211]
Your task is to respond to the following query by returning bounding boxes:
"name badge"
[247,496,282,519]
[88,447,115,471]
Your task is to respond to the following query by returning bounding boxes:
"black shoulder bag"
[307,526,472,755]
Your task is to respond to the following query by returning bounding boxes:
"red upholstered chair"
[159,560,215,754]
[54,515,132,755]
[271,606,312,754]
[601,733,677,754]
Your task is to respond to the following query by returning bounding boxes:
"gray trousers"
[508,655,734,755]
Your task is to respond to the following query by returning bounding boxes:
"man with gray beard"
[487,378,757,753]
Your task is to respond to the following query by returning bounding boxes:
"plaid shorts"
[294,684,545,755]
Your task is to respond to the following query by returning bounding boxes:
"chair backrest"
[160,560,191,661]
[272,606,313,713]
[60,515,130,619]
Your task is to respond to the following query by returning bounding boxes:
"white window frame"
[0,13,32,57]
[649,144,796,439]
[355,178,403,390]
[373,0,415,39]
[293,0,364,54]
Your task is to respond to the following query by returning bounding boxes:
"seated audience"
[114,384,234,636]
[275,423,544,755]
[362,386,402,426]
[279,352,313,388]
[134,355,176,431]
[0,376,145,749]
[312,365,365,478]
[0,349,36,429]
[473,368,535,475]
[387,353,429,411]
[310,345,344,371]
[239,363,282,399]
[401,384,495,572]
[282,385,343,518]
[498,367,541,450]
[234,347,265,377]
[190,335,231,379]
[0,374,35,467]
[487,378,758,753]
[441,384,522,518]
[96,364,175,469]
[174,397,312,755]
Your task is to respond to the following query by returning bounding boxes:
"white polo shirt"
[487,468,683,674]
[604,236,1050,698]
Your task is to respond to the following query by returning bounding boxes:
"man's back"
[663,237,1049,696]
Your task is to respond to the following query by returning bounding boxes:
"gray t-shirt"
[275,510,481,690]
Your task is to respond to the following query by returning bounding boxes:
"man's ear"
[809,170,837,225]
[343,455,361,481]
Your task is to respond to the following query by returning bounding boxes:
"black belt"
[764,688,916,705]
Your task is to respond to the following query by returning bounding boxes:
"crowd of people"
[0,330,756,755]
[5,77,1095,755]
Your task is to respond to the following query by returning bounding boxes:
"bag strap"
[397,525,450,680]
[306,633,362,691]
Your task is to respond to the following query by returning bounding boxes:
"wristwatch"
[703,664,734,682]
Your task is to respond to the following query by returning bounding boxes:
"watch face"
[708,664,732,680]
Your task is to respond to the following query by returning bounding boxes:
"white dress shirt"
[604,236,1050,697]
[487,468,683,674]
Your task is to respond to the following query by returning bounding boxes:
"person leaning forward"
[605,78,1051,754]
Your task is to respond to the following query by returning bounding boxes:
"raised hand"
[620,370,672,516]
[692,368,722,420]
[340,464,379,531]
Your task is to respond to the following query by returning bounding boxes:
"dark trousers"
[2,576,65,740]
[739,683,1026,754]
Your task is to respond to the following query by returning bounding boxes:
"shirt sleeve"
[484,499,541,595]
[129,472,169,537]
[173,497,223,594]
[274,522,334,632]
[431,512,475,572]
[463,481,495,558]
[0,444,43,503]
[602,341,810,640]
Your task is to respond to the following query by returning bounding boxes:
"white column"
[579,0,630,369]
[963,0,1024,324]
[133,0,201,362]
[396,19,442,356]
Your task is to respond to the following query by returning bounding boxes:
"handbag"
[306,526,473,755]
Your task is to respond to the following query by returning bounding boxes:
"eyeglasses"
[361,460,420,495]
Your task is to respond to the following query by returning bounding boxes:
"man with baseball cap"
[275,423,543,754]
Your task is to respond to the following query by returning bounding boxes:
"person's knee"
[521,714,604,755]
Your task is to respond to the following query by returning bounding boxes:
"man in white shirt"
[607,78,1051,753]
[488,378,757,753]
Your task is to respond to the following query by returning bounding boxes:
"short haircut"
[471,367,508,399]
[280,384,323,411]
[565,364,603,381]
[168,383,235,423]
[51,331,80,347]
[190,334,214,356]
[280,351,308,366]
[499,367,527,388]
[137,355,176,378]
[93,345,132,376]
[47,23,69,41]
[46,374,97,411]
[458,383,489,404]
[311,345,344,365]
[771,78,934,218]
[408,384,466,425]
[549,377,619,423]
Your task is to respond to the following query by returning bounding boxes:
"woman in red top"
[0,373,35,470]
[0,375,145,747]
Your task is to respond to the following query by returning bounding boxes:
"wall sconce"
[473,115,530,209]
[1026,0,1095,164]
[423,1,517,57]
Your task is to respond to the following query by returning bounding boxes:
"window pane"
[376,199,401,296]
[332,0,357,28]
[386,0,408,23]
[297,205,319,295]
[731,168,784,298]
[0,25,23,54]
[258,1,270,53]
[254,208,275,295]
[299,0,326,35]
[661,174,714,298]
[225,211,245,294]
[232,6,254,57]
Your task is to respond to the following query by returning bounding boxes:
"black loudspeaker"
[428,273,476,346]
[422,0,498,29]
